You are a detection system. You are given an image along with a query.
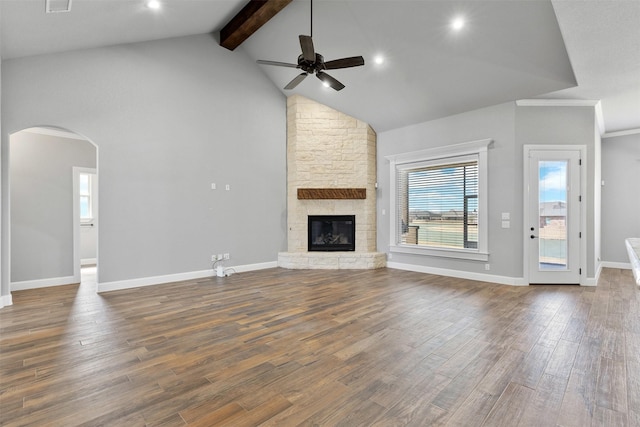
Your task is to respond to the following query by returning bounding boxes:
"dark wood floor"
[1,267,638,426]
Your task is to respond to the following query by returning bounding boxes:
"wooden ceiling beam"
[220,0,294,51]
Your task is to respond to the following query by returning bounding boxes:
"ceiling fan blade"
[323,56,365,70]
[256,60,299,68]
[284,72,308,90]
[316,71,345,91]
[299,35,315,62]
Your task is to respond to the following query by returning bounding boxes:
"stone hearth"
[278,95,386,269]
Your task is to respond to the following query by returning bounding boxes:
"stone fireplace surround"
[277,95,386,269]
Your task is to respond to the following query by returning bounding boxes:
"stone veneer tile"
[282,94,384,269]
[278,252,386,270]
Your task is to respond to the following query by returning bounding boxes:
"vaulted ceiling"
[1,0,638,134]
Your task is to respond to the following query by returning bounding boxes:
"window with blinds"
[396,155,479,250]
[388,138,490,260]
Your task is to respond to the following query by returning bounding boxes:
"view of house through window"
[397,156,478,250]
[538,160,568,269]
[79,173,92,220]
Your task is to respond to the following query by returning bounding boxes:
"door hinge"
[579,159,582,166]
[579,232,582,238]
[579,268,582,275]
[579,195,582,202]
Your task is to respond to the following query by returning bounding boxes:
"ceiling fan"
[256,0,365,91]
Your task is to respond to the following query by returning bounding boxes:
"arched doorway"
[9,126,98,291]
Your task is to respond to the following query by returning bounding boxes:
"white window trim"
[386,138,492,261]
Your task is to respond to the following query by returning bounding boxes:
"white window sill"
[390,244,489,262]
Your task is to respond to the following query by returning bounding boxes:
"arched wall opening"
[7,126,98,292]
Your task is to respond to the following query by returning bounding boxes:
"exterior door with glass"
[526,148,581,284]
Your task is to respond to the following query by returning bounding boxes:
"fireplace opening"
[308,215,355,252]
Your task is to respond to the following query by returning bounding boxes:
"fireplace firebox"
[308,215,355,252]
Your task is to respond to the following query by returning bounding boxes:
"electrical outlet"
[223,253,230,260]
[485,263,490,271]
[211,255,217,262]
[218,254,223,261]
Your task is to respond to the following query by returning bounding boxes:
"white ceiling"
[1,0,638,134]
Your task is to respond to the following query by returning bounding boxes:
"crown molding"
[516,99,604,135]
[516,99,600,107]
[602,128,640,139]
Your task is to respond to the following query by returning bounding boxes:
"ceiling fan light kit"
[256,0,365,91]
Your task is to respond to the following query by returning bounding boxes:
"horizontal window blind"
[397,157,479,249]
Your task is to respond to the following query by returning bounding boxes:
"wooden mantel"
[297,188,366,200]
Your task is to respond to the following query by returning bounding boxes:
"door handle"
[530,234,538,239]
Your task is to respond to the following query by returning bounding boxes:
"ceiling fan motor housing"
[297,53,325,74]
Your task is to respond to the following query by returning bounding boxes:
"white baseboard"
[0,294,13,308]
[97,261,278,293]
[227,261,278,274]
[583,263,603,287]
[11,275,79,291]
[379,262,604,287]
[580,261,633,287]
[600,261,632,270]
[387,261,528,286]
[98,269,214,292]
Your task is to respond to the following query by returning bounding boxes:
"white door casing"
[524,146,584,284]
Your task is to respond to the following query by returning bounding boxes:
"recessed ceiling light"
[451,17,465,31]
[146,0,160,10]
[373,55,385,65]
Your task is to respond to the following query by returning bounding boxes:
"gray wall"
[0,22,4,303]
[377,102,600,281]
[515,105,599,277]
[10,131,96,282]
[377,102,522,278]
[2,33,287,287]
[601,132,640,263]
